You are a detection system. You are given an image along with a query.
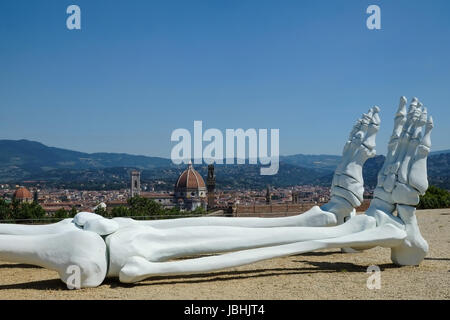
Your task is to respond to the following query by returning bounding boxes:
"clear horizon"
[1,0,449,158]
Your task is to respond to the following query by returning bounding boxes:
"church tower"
[206,164,216,209]
[33,189,39,204]
[130,170,141,197]
[265,185,272,205]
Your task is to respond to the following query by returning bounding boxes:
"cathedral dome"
[174,163,207,211]
[13,187,32,201]
[175,163,206,190]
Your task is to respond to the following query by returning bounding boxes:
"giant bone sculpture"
[0,97,432,288]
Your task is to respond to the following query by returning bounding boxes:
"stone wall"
[234,203,321,217]
[234,199,372,217]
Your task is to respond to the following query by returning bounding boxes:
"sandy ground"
[0,209,449,300]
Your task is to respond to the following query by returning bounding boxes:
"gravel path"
[0,209,449,299]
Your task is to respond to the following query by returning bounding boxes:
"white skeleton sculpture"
[0,97,433,288]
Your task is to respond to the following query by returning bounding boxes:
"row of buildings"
[4,163,334,214]
[6,163,217,212]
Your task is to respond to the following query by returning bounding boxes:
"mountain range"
[0,139,448,190]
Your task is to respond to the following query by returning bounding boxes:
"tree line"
[94,196,205,219]
[417,185,450,209]
[0,195,205,223]
[0,198,78,223]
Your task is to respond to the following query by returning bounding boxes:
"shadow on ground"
[0,258,408,291]
[292,260,399,273]
[0,263,42,269]
[111,259,398,288]
[0,279,66,291]
[424,257,450,261]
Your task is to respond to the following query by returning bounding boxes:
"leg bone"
[119,223,405,283]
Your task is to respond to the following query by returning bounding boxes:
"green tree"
[418,186,450,209]
[191,206,206,215]
[111,205,131,217]
[127,196,163,217]
[0,198,12,221]
[94,206,109,217]
[70,206,78,218]
[10,201,46,222]
[29,202,46,220]
[164,206,181,215]
[10,200,21,221]
[54,208,68,219]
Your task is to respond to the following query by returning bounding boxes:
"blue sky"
[0,0,449,157]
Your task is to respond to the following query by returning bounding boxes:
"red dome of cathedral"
[13,187,32,201]
[174,163,207,211]
[175,163,206,190]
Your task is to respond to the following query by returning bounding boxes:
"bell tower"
[130,170,141,197]
[265,185,272,205]
[206,164,216,209]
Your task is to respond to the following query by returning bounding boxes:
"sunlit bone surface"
[0,97,432,288]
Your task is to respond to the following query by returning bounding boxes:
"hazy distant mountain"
[279,154,341,171]
[430,149,450,155]
[0,139,448,190]
[0,139,171,170]
[427,152,450,189]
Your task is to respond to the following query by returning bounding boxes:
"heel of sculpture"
[391,240,428,266]
[390,205,429,266]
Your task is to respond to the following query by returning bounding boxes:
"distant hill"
[279,154,341,171]
[427,152,450,189]
[0,139,172,180]
[0,139,171,169]
[430,149,450,155]
[0,139,448,190]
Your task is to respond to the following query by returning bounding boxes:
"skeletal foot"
[368,97,432,265]
[323,106,380,224]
